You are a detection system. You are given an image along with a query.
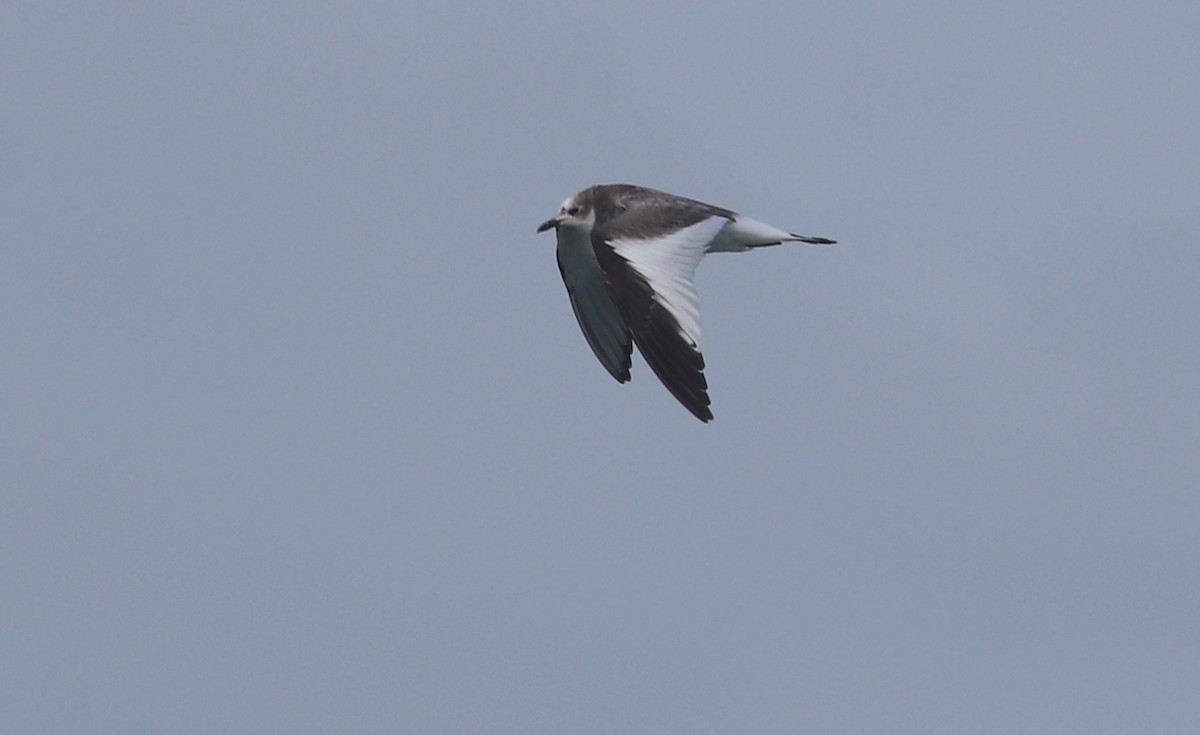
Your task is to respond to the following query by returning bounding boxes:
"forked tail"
[789,233,837,246]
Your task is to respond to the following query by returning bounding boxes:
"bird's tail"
[788,233,837,246]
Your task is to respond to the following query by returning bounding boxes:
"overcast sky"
[4,3,1198,733]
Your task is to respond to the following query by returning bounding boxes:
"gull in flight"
[538,184,834,422]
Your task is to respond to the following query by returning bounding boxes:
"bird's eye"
[567,206,581,216]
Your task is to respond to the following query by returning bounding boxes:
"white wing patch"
[608,216,729,349]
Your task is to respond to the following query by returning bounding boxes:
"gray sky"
[4,2,1198,733]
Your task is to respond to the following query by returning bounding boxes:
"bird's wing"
[592,211,729,422]
[556,225,632,382]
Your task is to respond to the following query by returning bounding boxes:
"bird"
[537,184,835,423]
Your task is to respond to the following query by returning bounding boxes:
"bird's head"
[537,190,596,233]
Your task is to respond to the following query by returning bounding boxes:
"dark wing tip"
[669,380,714,422]
[606,358,631,384]
[627,307,713,423]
